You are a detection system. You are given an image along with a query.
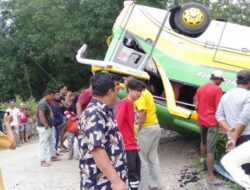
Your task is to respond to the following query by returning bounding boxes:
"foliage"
[0,0,123,101]
[0,0,249,101]
[215,129,227,160]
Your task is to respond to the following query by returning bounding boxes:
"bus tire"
[171,3,211,37]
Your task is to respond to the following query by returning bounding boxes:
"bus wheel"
[171,3,211,37]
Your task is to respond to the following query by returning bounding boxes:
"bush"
[215,129,227,160]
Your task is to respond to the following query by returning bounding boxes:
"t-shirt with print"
[36,98,54,127]
[78,99,127,190]
[6,108,20,126]
[134,89,159,127]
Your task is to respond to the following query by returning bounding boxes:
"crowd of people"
[77,73,161,190]
[4,100,30,146]
[32,72,162,190]
[0,69,249,190]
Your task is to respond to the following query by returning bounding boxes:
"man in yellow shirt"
[0,114,16,189]
[135,88,162,190]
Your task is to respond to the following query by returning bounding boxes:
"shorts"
[19,123,28,132]
[201,126,218,154]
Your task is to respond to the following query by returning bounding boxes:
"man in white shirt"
[6,100,21,145]
[216,70,250,189]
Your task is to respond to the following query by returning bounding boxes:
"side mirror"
[77,44,88,59]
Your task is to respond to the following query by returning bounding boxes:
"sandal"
[51,156,62,161]
[59,148,68,153]
[207,178,224,185]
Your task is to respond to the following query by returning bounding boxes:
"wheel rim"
[182,7,205,27]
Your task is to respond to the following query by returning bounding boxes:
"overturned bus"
[76,1,250,136]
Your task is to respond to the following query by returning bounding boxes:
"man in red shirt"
[116,79,145,190]
[195,70,224,185]
[76,86,93,118]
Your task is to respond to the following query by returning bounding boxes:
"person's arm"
[116,102,126,130]
[138,110,147,129]
[76,101,82,119]
[215,98,230,131]
[25,110,30,117]
[38,110,49,129]
[194,90,199,111]
[194,95,198,111]
[91,148,127,190]
[226,95,250,151]
[218,120,231,132]
[3,115,16,149]
[226,123,245,152]
[215,88,223,109]
[17,113,21,125]
[76,91,89,118]
[135,94,147,129]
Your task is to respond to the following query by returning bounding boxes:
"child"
[19,103,29,143]
[64,111,78,160]
[116,78,145,190]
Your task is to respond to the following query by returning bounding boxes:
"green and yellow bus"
[76,1,250,136]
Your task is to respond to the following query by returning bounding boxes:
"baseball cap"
[211,70,224,81]
[237,70,250,83]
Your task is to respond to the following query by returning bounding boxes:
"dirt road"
[0,130,233,190]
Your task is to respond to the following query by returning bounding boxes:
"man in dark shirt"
[50,90,64,153]
[37,89,61,167]
[78,73,127,190]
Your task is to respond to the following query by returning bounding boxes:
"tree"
[0,0,123,101]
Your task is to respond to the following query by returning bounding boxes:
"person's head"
[20,103,25,109]
[43,88,55,102]
[126,79,145,102]
[54,90,61,101]
[210,70,224,86]
[58,84,68,97]
[65,91,73,101]
[124,76,136,88]
[236,70,250,89]
[9,99,15,108]
[91,72,117,106]
[109,73,122,92]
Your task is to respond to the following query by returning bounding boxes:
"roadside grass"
[188,131,243,190]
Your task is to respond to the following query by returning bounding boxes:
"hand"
[111,179,127,190]
[74,117,80,123]
[228,128,235,137]
[226,139,236,152]
[4,115,13,125]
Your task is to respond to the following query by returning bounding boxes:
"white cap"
[211,70,224,81]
